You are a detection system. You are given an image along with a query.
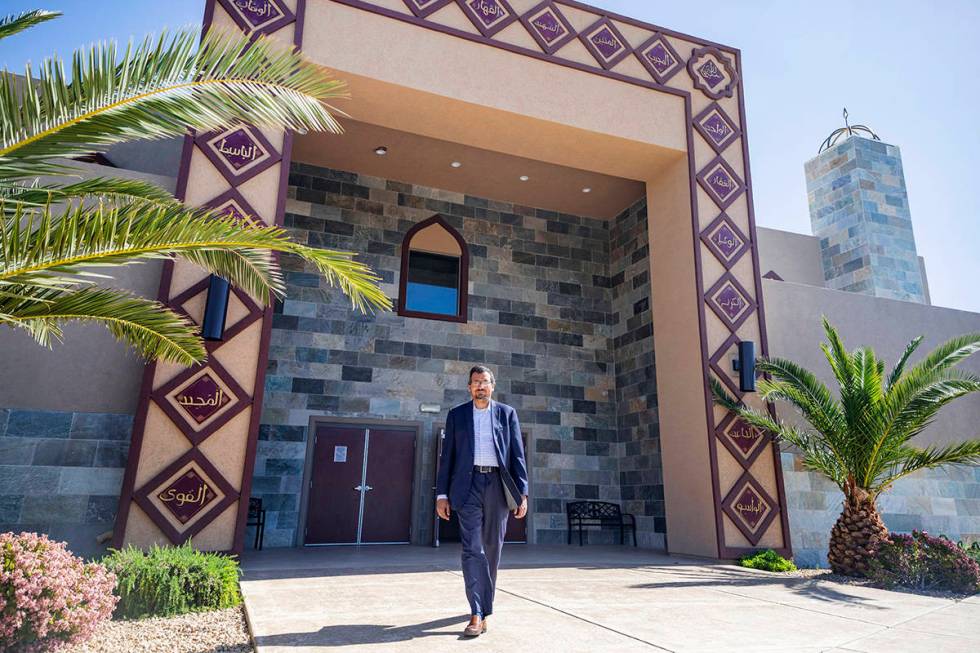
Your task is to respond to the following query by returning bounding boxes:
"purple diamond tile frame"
[196,125,281,186]
[697,155,745,211]
[520,1,576,55]
[216,0,295,37]
[716,411,771,469]
[168,276,264,355]
[721,472,779,545]
[151,358,252,446]
[694,102,741,154]
[709,333,746,400]
[706,272,756,332]
[578,17,632,71]
[203,187,264,226]
[133,447,239,546]
[687,46,739,100]
[402,0,454,18]
[700,213,750,269]
[635,32,683,85]
[456,0,518,38]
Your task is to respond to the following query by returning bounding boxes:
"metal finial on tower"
[818,108,880,153]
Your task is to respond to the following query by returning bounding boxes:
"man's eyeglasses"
[470,381,493,388]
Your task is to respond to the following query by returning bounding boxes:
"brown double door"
[305,424,416,545]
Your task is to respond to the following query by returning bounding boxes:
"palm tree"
[712,318,980,576]
[0,9,391,366]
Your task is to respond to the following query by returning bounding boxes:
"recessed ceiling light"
[374,146,388,156]
[451,161,462,168]
[519,175,529,182]
[582,187,592,193]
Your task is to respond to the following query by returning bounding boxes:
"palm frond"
[0,199,391,314]
[1,176,178,207]
[905,332,980,376]
[876,440,980,496]
[887,335,924,389]
[0,28,348,171]
[0,9,60,42]
[2,286,204,365]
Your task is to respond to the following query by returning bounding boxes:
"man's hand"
[436,498,452,521]
[513,495,528,519]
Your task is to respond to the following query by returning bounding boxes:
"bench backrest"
[566,501,622,520]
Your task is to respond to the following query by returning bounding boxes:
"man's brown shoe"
[462,619,487,637]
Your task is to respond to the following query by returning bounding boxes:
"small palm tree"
[713,318,980,576]
[0,9,391,365]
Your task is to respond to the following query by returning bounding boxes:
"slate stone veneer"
[805,136,926,303]
[252,163,663,548]
[0,409,131,558]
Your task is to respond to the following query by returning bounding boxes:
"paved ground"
[239,545,979,652]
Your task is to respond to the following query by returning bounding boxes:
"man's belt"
[473,465,498,473]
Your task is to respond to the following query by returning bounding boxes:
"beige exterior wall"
[763,279,980,448]
[0,162,173,413]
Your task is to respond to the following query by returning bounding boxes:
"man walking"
[436,365,529,637]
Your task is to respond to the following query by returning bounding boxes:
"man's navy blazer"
[436,400,529,509]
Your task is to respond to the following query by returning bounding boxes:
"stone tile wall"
[609,201,664,548]
[0,409,131,558]
[782,452,980,568]
[804,136,926,303]
[251,163,662,548]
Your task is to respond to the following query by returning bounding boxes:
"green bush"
[102,542,241,619]
[739,549,797,572]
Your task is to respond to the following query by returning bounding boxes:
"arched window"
[398,215,468,322]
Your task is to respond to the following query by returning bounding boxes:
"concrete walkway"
[239,545,979,652]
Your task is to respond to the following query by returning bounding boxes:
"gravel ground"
[67,606,253,653]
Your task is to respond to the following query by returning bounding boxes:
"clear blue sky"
[3,0,978,312]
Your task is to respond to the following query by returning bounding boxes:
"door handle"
[353,484,374,492]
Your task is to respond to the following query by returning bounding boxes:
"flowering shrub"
[0,532,117,652]
[869,530,980,594]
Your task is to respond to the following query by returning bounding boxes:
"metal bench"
[247,497,266,550]
[566,500,637,546]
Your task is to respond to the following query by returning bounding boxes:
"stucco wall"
[763,279,980,566]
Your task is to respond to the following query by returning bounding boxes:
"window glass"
[405,250,460,316]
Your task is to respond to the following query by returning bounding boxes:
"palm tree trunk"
[827,492,888,576]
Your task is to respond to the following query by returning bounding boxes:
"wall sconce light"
[731,340,756,393]
[201,275,230,341]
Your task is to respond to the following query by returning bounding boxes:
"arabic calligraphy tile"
[455,0,517,37]
[694,102,741,154]
[151,358,252,446]
[401,0,454,18]
[133,448,239,545]
[204,187,264,226]
[578,17,632,70]
[721,474,778,544]
[157,469,218,523]
[635,32,683,85]
[700,213,749,268]
[196,126,280,186]
[174,374,231,424]
[687,46,739,100]
[716,410,770,468]
[520,1,576,55]
[705,273,755,332]
[696,155,744,211]
[216,0,295,37]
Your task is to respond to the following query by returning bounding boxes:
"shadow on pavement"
[253,614,472,648]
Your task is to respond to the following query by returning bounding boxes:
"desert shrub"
[739,549,797,572]
[0,532,117,653]
[869,531,980,594]
[102,542,241,619]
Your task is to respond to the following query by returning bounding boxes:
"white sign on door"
[333,445,348,463]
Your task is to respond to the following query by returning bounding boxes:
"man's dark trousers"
[457,469,510,617]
